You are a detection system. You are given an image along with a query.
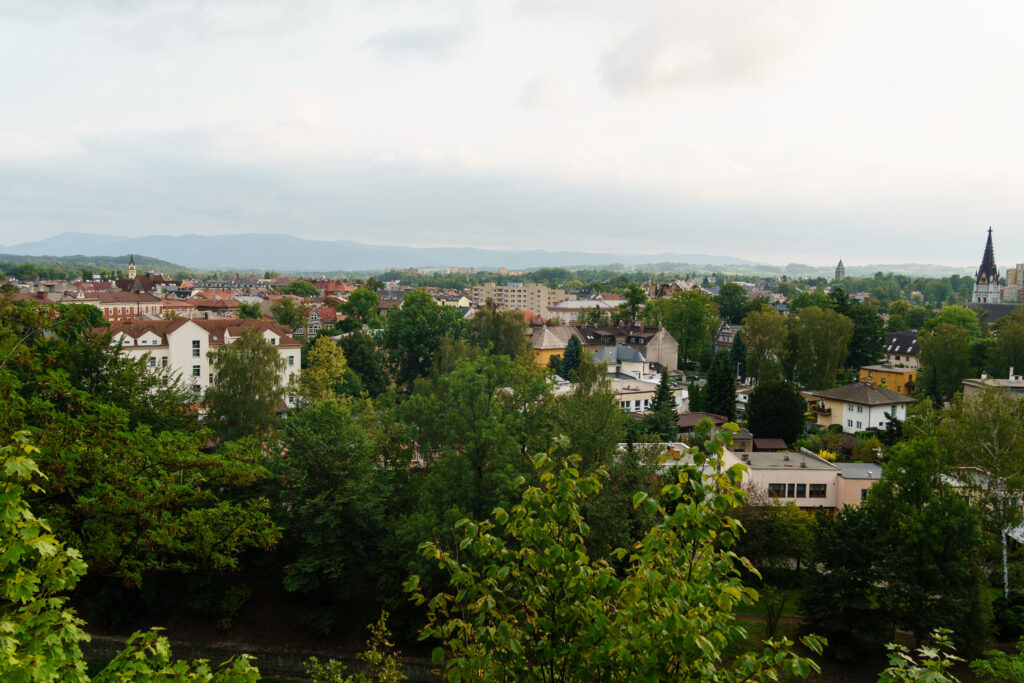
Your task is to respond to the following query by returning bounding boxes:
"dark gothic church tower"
[972,228,1000,303]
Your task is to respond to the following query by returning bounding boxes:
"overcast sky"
[1,0,1021,267]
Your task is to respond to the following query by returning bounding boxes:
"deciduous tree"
[204,331,286,442]
[383,290,464,386]
[406,436,824,682]
[742,308,787,384]
[786,306,853,389]
[746,379,806,445]
[918,323,972,405]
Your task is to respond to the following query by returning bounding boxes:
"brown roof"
[74,292,162,304]
[807,382,915,406]
[108,318,300,347]
[753,438,788,451]
[676,412,729,429]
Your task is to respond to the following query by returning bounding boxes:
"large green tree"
[383,290,465,386]
[938,387,1024,598]
[237,301,262,319]
[204,331,286,442]
[406,437,824,682]
[649,291,718,370]
[625,282,647,321]
[746,379,806,445]
[340,287,382,328]
[0,432,261,681]
[918,323,972,404]
[803,439,985,655]
[988,308,1024,379]
[785,306,853,389]
[715,282,749,324]
[278,280,321,298]
[292,335,349,405]
[271,296,308,330]
[925,305,983,337]
[845,302,885,369]
[272,401,390,631]
[340,330,390,398]
[742,308,787,384]
[467,304,529,359]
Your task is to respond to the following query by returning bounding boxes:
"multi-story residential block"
[107,318,301,407]
[470,282,575,318]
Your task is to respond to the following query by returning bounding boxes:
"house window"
[848,405,854,412]
[809,484,826,498]
[192,385,201,398]
[192,340,201,357]
[148,356,156,367]
[847,419,853,428]
[209,374,213,384]
[856,405,863,413]
[288,356,295,366]
[856,421,862,429]
[768,484,785,498]
[192,365,201,377]
[796,484,807,498]
[861,488,869,501]
[787,483,795,497]
[270,338,277,345]
[161,356,168,366]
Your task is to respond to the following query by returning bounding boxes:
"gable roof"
[108,318,300,347]
[531,325,581,350]
[677,411,729,429]
[806,382,915,406]
[885,331,919,355]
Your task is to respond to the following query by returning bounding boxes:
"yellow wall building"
[858,365,917,395]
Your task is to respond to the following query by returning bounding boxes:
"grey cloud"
[364,17,473,60]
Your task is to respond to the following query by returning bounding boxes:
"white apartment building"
[107,318,301,407]
[470,282,575,318]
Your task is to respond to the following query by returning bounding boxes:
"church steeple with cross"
[972,228,1001,303]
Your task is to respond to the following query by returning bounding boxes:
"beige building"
[470,282,574,318]
[659,446,881,510]
[962,369,1024,399]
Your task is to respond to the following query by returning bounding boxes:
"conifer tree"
[705,349,737,420]
[562,334,583,379]
[644,371,678,441]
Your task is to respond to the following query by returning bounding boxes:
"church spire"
[127,253,137,280]
[976,227,998,285]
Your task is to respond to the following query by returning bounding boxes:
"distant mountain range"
[0,232,972,278]
[1,232,758,272]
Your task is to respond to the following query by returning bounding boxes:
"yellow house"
[530,326,584,367]
[858,365,917,395]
